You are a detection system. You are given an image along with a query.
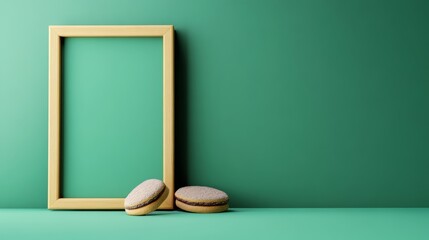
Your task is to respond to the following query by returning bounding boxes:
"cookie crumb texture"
[175,186,229,204]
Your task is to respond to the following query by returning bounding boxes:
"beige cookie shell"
[175,200,228,213]
[125,179,166,210]
[126,187,169,216]
[174,186,229,204]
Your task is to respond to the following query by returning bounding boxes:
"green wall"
[0,0,428,208]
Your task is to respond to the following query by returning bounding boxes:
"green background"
[0,0,428,208]
[61,38,163,197]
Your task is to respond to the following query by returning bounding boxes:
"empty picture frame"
[48,25,174,210]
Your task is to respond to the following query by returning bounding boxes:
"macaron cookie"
[124,179,169,216]
[175,186,229,213]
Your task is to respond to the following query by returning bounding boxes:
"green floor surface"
[0,208,428,239]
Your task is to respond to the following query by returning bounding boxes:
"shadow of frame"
[174,30,190,191]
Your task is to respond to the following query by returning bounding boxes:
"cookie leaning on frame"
[124,179,169,216]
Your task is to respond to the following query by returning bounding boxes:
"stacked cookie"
[175,186,229,213]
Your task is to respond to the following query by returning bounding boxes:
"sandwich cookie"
[175,186,229,213]
[124,179,169,216]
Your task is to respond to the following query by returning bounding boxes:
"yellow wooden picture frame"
[48,25,174,210]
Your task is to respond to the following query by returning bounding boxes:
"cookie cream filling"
[176,197,228,206]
